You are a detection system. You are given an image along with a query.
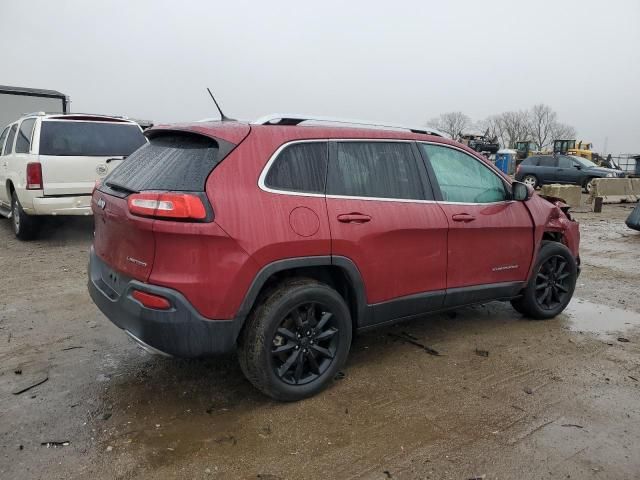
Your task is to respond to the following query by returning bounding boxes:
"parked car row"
[0,110,585,400]
[0,113,146,239]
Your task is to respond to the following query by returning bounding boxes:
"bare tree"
[427,112,471,140]
[478,111,530,148]
[476,115,505,145]
[528,104,558,150]
[497,110,531,148]
[550,122,577,143]
[431,104,576,151]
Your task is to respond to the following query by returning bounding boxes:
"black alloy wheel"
[237,278,352,401]
[271,302,339,385]
[510,241,577,320]
[534,255,571,311]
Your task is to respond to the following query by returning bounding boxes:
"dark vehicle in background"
[459,133,500,156]
[515,154,625,193]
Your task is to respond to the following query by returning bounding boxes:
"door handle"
[337,213,371,224]
[451,213,476,222]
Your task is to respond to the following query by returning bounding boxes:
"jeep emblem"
[96,198,106,210]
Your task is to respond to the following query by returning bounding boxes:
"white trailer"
[0,85,69,129]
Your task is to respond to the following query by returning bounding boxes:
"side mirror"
[574,164,582,170]
[512,181,531,201]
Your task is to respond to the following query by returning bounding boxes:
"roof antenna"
[206,88,235,121]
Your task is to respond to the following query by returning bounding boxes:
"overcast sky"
[2,0,639,153]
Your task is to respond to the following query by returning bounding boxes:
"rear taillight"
[26,163,43,190]
[516,164,521,175]
[132,289,171,310]
[127,192,207,220]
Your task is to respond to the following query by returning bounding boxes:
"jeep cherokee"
[88,114,580,401]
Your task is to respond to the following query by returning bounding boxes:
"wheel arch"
[6,179,14,200]
[236,256,367,331]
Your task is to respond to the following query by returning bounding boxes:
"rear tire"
[522,174,539,189]
[513,241,577,319]
[237,278,352,401]
[11,192,39,241]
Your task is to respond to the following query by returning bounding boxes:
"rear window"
[264,142,328,194]
[538,156,556,167]
[103,133,220,192]
[522,157,538,166]
[327,142,427,200]
[39,121,146,157]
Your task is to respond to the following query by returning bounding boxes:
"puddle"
[562,299,640,335]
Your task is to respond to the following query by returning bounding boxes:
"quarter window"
[264,142,328,194]
[15,118,36,154]
[0,127,9,155]
[419,144,507,203]
[327,142,426,200]
[3,124,17,156]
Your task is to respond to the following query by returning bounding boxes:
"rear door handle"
[337,213,371,224]
[451,213,476,222]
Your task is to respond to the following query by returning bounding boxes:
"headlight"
[606,173,613,177]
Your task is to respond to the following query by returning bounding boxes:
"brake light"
[516,164,521,175]
[26,163,43,190]
[132,290,171,310]
[127,192,207,220]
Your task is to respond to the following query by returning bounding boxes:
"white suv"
[0,113,146,239]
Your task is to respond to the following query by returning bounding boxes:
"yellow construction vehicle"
[514,140,538,160]
[553,139,593,160]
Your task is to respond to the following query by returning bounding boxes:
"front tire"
[513,241,577,319]
[11,192,40,241]
[583,177,595,194]
[237,278,352,401]
[522,174,539,189]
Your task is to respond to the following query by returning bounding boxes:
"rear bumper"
[88,248,243,357]
[30,195,93,216]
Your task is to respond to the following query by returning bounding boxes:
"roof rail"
[251,113,444,137]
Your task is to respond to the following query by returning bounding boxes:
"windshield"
[39,120,146,157]
[572,156,598,168]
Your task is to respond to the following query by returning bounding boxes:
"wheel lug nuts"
[295,345,299,349]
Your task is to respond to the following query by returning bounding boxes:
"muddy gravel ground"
[1,202,639,480]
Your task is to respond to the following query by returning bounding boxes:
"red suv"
[88,114,580,401]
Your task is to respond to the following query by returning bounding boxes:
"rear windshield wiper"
[106,155,128,164]
[105,181,138,194]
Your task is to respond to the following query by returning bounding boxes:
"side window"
[15,119,36,154]
[419,143,508,203]
[3,124,18,156]
[0,127,9,155]
[538,157,556,167]
[264,142,328,194]
[557,156,573,168]
[327,142,427,200]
